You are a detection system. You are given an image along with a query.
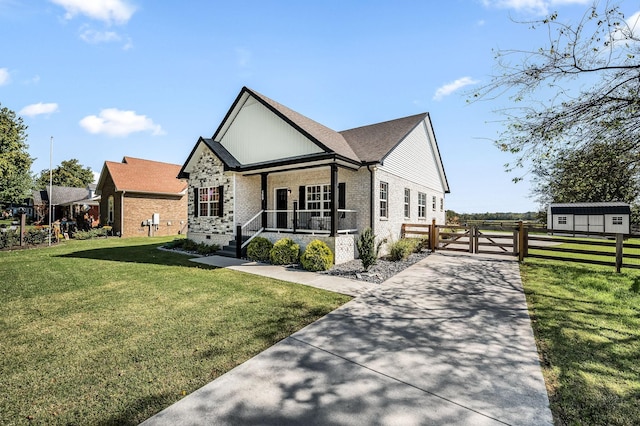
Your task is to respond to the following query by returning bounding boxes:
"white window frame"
[440,197,444,212]
[380,182,388,218]
[306,184,331,216]
[432,195,437,211]
[404,188,410,219]
[418,192,426,219]
[612,216,623,225]
[558,216,567,225]
[199,187,220,217]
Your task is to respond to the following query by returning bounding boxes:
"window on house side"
[558,216,567,225]
[199,187,220,217]
[380,182,388,218]
[404,188,410,218]
[613,216,623,225]
[440,197,444,212]
[418,192,426,218]
[432,196,436,211]
[107,195,114,224]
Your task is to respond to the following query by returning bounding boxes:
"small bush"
[73,228,108,240]
[247,237,273,262]
[0,230,18,249]
[195,242,219,255]
[300,240,333,271]
[356,227,385,271]
[163,238,186,249]
[414,237,430,252]
[388,239,418,261]
[270,238,300,265]
[23,228,49,245]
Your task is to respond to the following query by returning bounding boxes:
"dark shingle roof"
[33,186,92,206]
[340,113,428,163]
[549,202,631,215]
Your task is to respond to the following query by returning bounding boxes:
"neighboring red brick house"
[96,157,188,237]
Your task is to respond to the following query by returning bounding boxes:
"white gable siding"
[220,97,323,164]
[380,121,445,192]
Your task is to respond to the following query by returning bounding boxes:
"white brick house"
[178,87,449,263]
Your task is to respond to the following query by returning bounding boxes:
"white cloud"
[482,0,590,16]
[433,77,479,101]
[0,67,10,85]
[50,0,136,25]
[80,27,121,44]
[19,102,59,117]
[79,108,165,137]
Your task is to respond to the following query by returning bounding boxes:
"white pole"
[48,136,53,246]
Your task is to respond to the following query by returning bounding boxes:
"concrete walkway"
[142,252,553,426]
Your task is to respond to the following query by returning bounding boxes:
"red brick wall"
[122,193,188,237]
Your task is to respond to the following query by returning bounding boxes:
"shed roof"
[549,202,631,215]
[98,157,187,195]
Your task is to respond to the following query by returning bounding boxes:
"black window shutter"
[298,186,306,210]
[193,187,199,217]
[218,185,224,217]
[338,182,346,210]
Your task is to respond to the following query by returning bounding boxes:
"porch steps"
[217,236,250,258]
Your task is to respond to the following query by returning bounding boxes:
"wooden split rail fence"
[401,220,640,273]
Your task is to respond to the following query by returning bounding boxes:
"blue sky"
[2,0,634,213]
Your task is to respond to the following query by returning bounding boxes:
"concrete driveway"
[142,252,552,425]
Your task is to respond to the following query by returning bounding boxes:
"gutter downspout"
[367,164,376,234]
[120,191,125,237]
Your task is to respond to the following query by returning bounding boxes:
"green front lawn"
[0,237,351,425]
[521,258,640,425]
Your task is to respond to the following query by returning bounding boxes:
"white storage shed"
[547,202,631,234]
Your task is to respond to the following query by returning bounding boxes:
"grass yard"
[0,237,351,425]
[520,258,640,425]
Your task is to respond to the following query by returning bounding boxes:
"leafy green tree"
[531,140,640,205]
[35,159,94,189]
[473,2,640,177]
[0,104,34,203]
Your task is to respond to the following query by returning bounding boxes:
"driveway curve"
[142,252,552,426]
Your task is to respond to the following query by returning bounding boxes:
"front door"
[276,189,288,229]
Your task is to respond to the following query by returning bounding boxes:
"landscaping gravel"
[320,250,431,284]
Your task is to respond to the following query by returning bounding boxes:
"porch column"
[261,173,268,228]
[330,164,338,237]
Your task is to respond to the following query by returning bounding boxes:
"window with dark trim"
[379,182,389,218]
[558,216,567,225]
[418,192,426,218]
[613,216,623,225]
[198,187,222,217]
[404,188,410,218]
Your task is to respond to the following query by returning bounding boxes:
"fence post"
[431,219,437,251]
[293,201,298,233]
[615,233,623,273]
[473,226,479,254]
[468,225,474,253]
[236,225,242,259]
[401,223,406,239]
[518,221,525,262]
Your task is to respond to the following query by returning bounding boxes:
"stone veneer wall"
[187,151,235,247]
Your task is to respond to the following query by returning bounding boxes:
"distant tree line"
[446,210,541,225]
